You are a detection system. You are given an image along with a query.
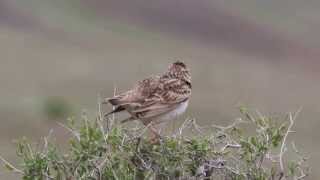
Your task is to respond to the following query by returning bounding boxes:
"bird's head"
[167,61,191,86]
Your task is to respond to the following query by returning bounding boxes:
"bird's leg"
[148,124,162,144]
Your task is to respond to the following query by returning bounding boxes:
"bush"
[0,107,309,180]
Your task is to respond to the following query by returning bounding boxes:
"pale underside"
[140,99,189,134]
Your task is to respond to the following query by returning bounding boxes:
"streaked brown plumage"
[103,61,191,139]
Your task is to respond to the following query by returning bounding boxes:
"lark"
[103,61,191,140]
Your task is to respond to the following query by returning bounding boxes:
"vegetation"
[0,106,309,180]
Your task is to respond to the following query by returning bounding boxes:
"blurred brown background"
[0,0,319,179]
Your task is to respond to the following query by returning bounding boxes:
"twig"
[291,142,309,180]
[174,118,193,137]
[211,118,248,131]
[90,155,109,178]
[279,113,293,177]
[107,85,117,131]
[82,110,90,141]
[57,122,80,141]
[279,109,301,179]
[130,123,154,140]
[191,118,206,135]
[0,155,24,175]
[220,143,241,152]
[295,166,308,180]
[97,94,108,143]
[97,93,103,123]
[42,129,53,154]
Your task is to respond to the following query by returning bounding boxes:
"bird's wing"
[105,76,160,106]
[130,78,191,119]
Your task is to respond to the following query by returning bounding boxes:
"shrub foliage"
[1,108,309,180]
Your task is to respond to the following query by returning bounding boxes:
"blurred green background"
[0,0,319,179]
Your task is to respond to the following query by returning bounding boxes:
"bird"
[103,61,192,141]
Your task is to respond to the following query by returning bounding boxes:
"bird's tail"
[104,106,125,117]
[103,97,136,123]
